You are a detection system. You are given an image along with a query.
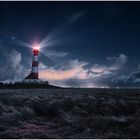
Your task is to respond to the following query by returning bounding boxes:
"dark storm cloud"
[111,71,140,87]
[0,49,26,82]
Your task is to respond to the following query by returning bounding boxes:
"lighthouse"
[24,45,45,83]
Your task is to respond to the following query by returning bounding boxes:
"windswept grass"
[0,89,139,138]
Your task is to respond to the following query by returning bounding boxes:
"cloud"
[137,65,140,70]
[111,71,140,87]
[7,50,22,69]
[0,49,26,82]
[0,50,131,88]
[107,54,127,71]
[90,64,107,73]
[39,62,48,69]
[39,54,128,87]
[39,59,88,81]
[90,54,127,77]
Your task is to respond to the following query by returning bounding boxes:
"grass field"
[0,88,139,138]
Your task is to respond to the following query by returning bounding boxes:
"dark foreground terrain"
[0,88,139,138]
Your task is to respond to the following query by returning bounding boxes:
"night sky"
[0,1,140,88]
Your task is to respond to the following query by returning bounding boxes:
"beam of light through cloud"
[8,35,32,49]
[40,10,87,49]
[6,36,57,65]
